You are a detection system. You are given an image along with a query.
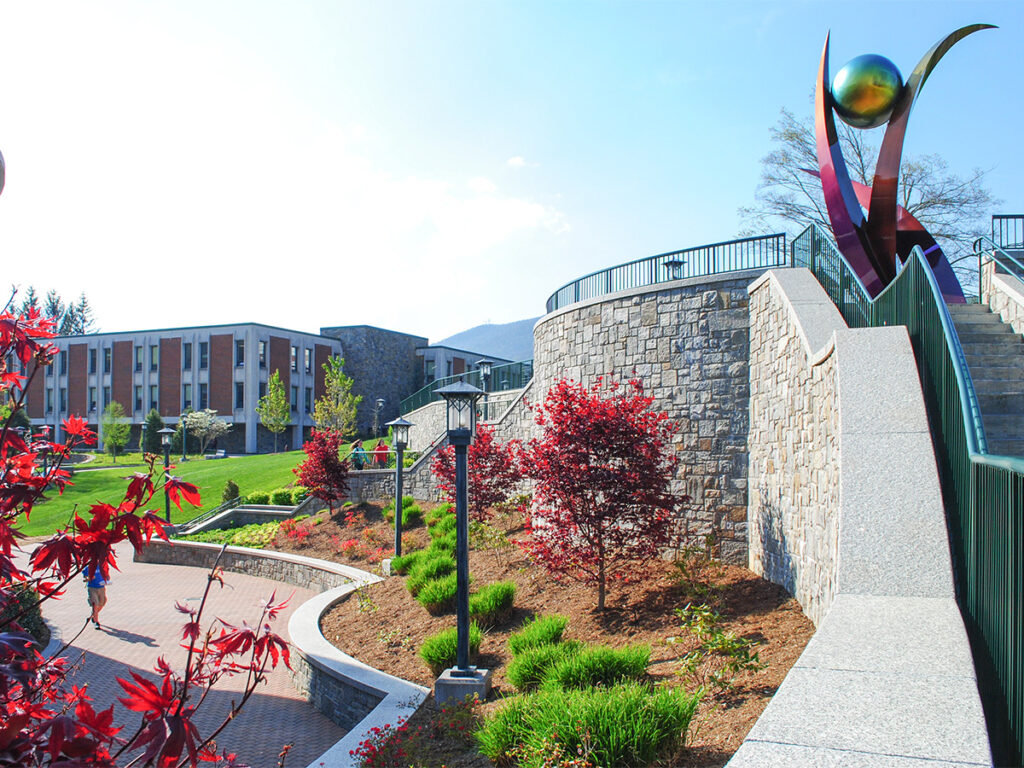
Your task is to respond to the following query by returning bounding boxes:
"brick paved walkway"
[41,543,345,767]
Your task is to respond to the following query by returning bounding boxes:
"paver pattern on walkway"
[37,542,345,767]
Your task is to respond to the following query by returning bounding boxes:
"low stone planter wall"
[133,541,429,768]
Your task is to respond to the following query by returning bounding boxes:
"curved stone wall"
[530,268,767,562]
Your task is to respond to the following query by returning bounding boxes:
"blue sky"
[1,1,1021,342]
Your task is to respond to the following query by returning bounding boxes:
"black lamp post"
[140,421,147,456]
[180,413,188,462]
[159,427,175,522]
[664,257,687,281]
[373,398,385,438]
[385,416,413,558]
[475,359,493,421]
[436,381,484,677]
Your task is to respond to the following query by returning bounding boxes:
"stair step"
[970,366,1024,381]
[965,354,1024,370]
[952,313,1005,327]
[960,341,1024,357]
[983,412,1024,429]
[978,392,1024,414]
[986,438,1024,457]
[958,328,1019,344]
[972,379,1024,396]
[948,303,997,315]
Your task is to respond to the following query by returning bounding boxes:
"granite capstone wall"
[982,255,1024,338]
[529,269,767,563]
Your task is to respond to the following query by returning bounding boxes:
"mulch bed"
[267,501,814,767]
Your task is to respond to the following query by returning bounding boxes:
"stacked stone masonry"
[982,255,1024,338]
[529,270,767,563]
[746,275,841,625]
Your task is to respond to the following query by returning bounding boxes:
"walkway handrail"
[176,496,243,534]
[544,232,788,313]
[400,359,533,415]
[798,222,1024,763]
[992,214,1024,250]
[973,234,1024,290]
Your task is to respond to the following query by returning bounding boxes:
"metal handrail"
[400,359,533,414]
[974,234,1024,290]
[544,232,788,313]
[176,496,242,533]
[799,223,1024,762]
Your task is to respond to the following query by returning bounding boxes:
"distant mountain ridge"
[435,317,539,362]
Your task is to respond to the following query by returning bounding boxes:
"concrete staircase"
[948,303,1024,456]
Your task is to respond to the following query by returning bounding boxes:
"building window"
[103,386,111,408]
[88,348,97,374]
[46,388,53,412]
[304,348,311,374]
[103,347,111,374]
[134,385,142,412]
[45,362,52,378]
[59,388,67,412]
[235,339,245,367]
[304,387,311,414]
[150,345,159,371]
[235,382,244,409]
[259,382,266,399]
[134,346,143,372]
[199,383,208,410]
[182,384,192,411]
[258,341,266,368]
[88,387,97,412]
[150,385,158,410]
[290,385,297,412]
[199,342,209,370]
[58,351,66,375]
[290,346,298,372]
[446,360,453,377]
[183,342,192,370]
[425,359,435,384]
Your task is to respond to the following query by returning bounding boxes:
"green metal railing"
[975,234,1024,287]
[544,232,787,313]
[993,214,1024,251]
[797,223,1024,764]
[400,359,534,415]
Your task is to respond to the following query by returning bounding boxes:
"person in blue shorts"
[85,564,107,629]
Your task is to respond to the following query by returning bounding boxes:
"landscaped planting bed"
[259,499,814,767]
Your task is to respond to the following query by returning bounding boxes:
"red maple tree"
[431,424,521,523]
[294,429,350,514]
[0,300,292,766]
[521,376,687,610]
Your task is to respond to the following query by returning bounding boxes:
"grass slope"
[24,451,304,536]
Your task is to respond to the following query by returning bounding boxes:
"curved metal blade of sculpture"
[815,24,995,303]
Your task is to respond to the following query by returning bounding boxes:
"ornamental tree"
[183,408,231,455]
[256,369,290,452]
[522,377,687,610]
[294,428,350,513]
[100,400,130,461]
[313,356,361,436]
[0,299,291,765]
[431,424,522,524]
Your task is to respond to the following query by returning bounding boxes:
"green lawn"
[25,451,305,536]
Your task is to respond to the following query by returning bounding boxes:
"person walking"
[350,440,367,470]
[372,439,388,468]
[85,564,107,629]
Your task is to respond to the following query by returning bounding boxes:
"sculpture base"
[434,667,492,706]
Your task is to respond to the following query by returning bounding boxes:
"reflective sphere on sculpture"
[831,54,903,129]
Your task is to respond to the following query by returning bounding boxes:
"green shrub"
[428,513,456,539]
[390,549,427,575]
[1,583,47,646]
[476,683,701,768]
[543,645,651,690]
[180,520,281,549]
[424,502,453,526]
[271,488,293,506]
[419,622,482,675]
[222,479,240,503]
[416,572,458,614]
[402,495,416,508]
[384,502,423,528]
[291,486,309,504]
[508,614,569,656]
[469,581,516,625]
[426,532,456,555]
[406,553,456,597]
[246,490,271,505]
[506,641,582,692]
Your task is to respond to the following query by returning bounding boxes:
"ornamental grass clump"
[428,512,456,539]
[426,532,456,556]
[506,640,583,692]
[542,644,651,690]
[416,571,459,614]
[419,623,483,675]
[423,502,453,527]
[508,614,569,656]
[390,548,427,576]
[405,553,456,597]
[476,682,700,768]
[468,580,516,625]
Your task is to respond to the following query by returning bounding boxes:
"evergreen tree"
[19,287,40,318]
[313,357,362,436]
[256,370,290,452]
[143,409,165,454]
[57,305,78,336]
[74,292,96,333]
[43,290,64,324]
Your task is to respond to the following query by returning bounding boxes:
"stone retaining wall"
[530,269,766,562]
[982,255,1024,338]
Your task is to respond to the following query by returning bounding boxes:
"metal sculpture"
[815,24,994,302]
